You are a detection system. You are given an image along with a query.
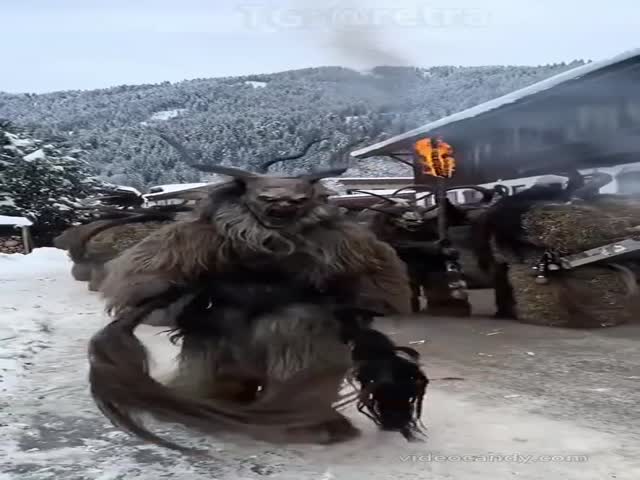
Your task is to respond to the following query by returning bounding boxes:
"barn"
[350,48,640,198]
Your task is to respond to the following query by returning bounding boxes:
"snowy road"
[1,249,639,479]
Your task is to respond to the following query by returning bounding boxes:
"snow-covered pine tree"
[0,120,116,246]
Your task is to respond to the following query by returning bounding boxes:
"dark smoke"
[328,26,410,70]
[297,0,412,70]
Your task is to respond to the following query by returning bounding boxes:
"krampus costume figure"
[355,185,502,315]
[88,141,428,451]
[472,171,640,326]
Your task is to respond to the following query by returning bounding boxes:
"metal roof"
[351,48,640,160]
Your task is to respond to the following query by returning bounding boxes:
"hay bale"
[523,198,640,254]
[85,220,171,261]
[508,260,639,328]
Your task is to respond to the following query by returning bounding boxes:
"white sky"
[0,0,638,93]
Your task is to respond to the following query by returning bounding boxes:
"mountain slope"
[0,63,585,189]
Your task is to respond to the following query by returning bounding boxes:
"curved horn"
[258,137,329,173]
[154,131,258,179]
[302,138,367,180]
[392,185,434,196]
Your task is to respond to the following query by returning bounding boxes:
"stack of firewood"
[0,235,25,254]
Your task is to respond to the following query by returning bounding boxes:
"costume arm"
[332,223,413,316]
[359,236,413,315]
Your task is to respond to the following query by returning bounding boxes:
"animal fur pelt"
[348,327,428,439]
[89,178,423,451]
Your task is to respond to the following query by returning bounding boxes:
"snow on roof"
[0,215,33,227]
[351,48,640,158]
[534,175,568,186]
[144,183,209,198]
[114,185,142,196]
[618,162,640,174]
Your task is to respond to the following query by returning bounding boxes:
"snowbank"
[114,185,142,196]
[0,247,73,403]
[0,247,69,278]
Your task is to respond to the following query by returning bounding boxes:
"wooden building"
[350,49,640,190]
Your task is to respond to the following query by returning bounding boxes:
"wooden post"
[21,226,32,254]
[435,177,448,242]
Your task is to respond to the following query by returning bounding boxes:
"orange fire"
[415,137,456,178]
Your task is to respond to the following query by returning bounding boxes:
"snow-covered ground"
[1,249,639,479]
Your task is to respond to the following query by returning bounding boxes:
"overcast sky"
[1,0,638,93]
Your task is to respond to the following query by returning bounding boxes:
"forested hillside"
[0,62,585,190]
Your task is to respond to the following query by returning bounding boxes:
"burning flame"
[415,138,456,178]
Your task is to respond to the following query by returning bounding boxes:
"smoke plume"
[297,0,412,70]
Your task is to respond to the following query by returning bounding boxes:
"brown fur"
[71,262,92,281]
[102,182,410,315]
[91,179,411,450]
